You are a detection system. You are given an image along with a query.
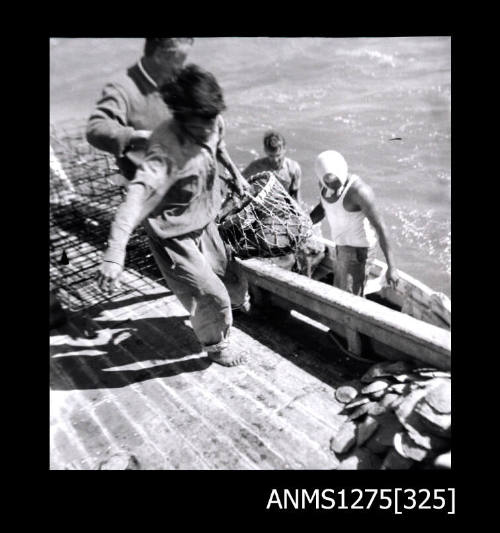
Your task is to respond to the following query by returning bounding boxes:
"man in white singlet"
[309,150,398,296]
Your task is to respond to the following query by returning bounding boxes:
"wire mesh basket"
[218,171,313,259]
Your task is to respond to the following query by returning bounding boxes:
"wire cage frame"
[49,121,164,312]
[49,124,316,313]
[218,171,314,260]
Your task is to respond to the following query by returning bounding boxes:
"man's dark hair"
[263,131,286,153]
[144,37,194,57]
[161,64,227,120]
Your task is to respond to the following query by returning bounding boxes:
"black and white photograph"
[49,37,451,479]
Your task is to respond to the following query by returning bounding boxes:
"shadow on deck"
[51,288,367,393]
[50,199,364,471]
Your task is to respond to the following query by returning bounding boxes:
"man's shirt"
[242,156,301,196]
[129,115,226,240]
[86,62,171,179]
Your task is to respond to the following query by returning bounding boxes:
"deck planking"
[50,265,362,470]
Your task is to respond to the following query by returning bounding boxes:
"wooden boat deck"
[49,134,450,471]
[50,267,367,470]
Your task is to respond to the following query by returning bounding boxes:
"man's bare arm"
[351,183,398,286]
[310,202,325,225]
[290,164,302,203]
[217,145,249,195]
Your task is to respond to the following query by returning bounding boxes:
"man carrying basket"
[96,64,249,366]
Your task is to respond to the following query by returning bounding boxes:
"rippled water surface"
[50,37,451,296]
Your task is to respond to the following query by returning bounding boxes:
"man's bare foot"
[208,348,247,367]
[232,299,255,317]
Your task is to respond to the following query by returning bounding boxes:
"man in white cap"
[310,150,398,296]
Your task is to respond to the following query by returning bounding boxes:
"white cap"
[315,150,348,187]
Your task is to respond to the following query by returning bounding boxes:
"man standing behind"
[310,150,398,296]
[242,131,302,202]
[86,37,194,182]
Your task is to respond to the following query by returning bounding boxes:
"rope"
[327,329,377,365]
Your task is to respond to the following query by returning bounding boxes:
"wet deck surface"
[50,266,369,470]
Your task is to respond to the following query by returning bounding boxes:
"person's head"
[263,131,286,170]
[161,63,227,143]
[143,37,194,85]
[315,150,349,199]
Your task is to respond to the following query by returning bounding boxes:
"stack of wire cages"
[49,120,165,312]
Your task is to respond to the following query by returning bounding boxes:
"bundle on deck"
[219,172,313,259]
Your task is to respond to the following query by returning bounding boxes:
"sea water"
[50,37,451,296]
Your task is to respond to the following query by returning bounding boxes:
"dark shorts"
[334,245,376,296]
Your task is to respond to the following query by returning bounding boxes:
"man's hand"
[130,130,152,143]
[233,174,250,197]
[96,260,124,295]
[226,169,250,197]
[127,130,152,153]
[385,266,399,289]
[216,143,251,197]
